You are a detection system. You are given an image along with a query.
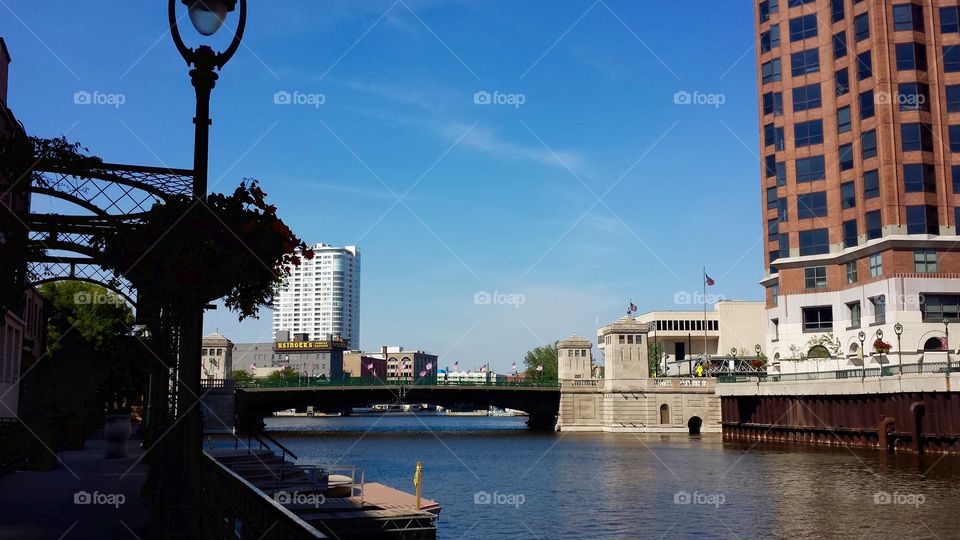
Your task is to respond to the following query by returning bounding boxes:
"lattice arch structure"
[23,160,193,303]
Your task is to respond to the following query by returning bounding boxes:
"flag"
[425,362,433,370]
[705,273,715,286]
[367,363,374,370]
[249,363,256,372]
[419,370,427,377]
[628,300,637,315]
[453,361,459,371]
[511,362,516,371]
[536,364,543,372]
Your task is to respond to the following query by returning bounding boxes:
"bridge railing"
[717,362,957,383]
[235,377,561,389]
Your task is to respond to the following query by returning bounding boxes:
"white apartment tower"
[272,243,361,348]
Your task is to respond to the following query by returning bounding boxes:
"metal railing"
[235,377,561,389]
[718,362,957,383]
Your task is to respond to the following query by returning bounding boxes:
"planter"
[104,413,132,459]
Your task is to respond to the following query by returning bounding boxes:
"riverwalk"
[0,432,151,539]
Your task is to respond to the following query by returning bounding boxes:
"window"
[759,0,778,23]
[763,91,783,116]
[799,228,829,255]
[767,187,778,209]
[872,296,886,324]
[866,210,882,239]
[843,219,858,247]
[762,59,782,84]
[903,164,936,193]
[857,51,872,80]
[833,31,847,58]
[841,181,856,208]
[862,130,877,159]
[765,123,776,147]
[804,266,827,289]
[798,192,827,219]
[768,218,779,242]
[951,125,960,152]
[831,0,845,22]
[839,143,854,170]
[901,123,932,152]
[779,234,790,257]
[790,14,818,41]
[854,13,870,41]
[914,249,938,273]
[848,302,861,329]
[803,306,833,332]
[869,253,883,277]
[776,161,787,185]
[791,49,820,76]
[846,260,858,284]
[864,169,880,199]
[837,106,852,133]
[779,198,788,221]
[893,4,924,32]
[921,294,960,321]
[794,119,824,147]
[761,25,781,52]
[947,85,960,112]
[944,46,960,72]
[793,84,822,112]
[860,91,875,119]
[898,82,929,111]
[953,166,960,193]
[895,43,927,71]
[836,68,849,96]
[943,7,960,33]
[906,205,939,234]
[766,155,777,177]
[796,155,826,182]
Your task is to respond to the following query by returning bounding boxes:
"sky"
[3,1,764,371]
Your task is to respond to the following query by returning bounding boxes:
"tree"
[39,281,134,352]
[523,343,558,380]
[648,342,665,376]
[267,366,301,381]
[232,369,254,383]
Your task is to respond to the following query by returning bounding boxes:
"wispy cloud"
[440,122,586,170]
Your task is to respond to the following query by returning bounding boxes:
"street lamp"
[858,330,866,380]
[894,323,903,375]
[169,0,247,198]
[945,318,951,374]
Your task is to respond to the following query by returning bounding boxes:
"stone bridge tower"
[598,316,649,392]
[557,335,593,381]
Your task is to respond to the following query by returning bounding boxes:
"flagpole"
[703,266,708,373]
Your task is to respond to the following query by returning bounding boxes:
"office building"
[756,0,960,370]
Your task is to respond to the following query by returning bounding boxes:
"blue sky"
[4,1,763,371]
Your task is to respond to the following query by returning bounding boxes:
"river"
[263,414,959,539]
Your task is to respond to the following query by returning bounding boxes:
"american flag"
[480,365,487,373]
[367,363,374,370]
[536,364,543,372]
[453,361,459,371]
[511,362,516,371]
[249,363,256,371]
[425,362,433,370]
[419,370,427,377]
[705,272,715,286]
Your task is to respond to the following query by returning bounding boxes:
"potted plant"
[873,339,892,355]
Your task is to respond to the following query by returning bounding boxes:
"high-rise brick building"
[755,0,960,368]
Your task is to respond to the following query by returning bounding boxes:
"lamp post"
[894,323,903,375]
[945,318,951,374]
[874,328,883,377]
[755,344,762,381]
[169,0,247,199]
[858,330,866,380]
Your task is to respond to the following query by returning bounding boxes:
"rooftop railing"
[234,377,561,389]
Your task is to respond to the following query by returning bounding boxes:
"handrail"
[235,377,561,389]
[718,361,957,383]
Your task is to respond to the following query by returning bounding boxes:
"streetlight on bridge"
[894,323,904,376]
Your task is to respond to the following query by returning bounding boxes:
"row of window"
[801,249,939,291]
[764,44,960,86]
[793,293,960,334]
[760,0,959,36]
[652,319,719,332]
[770,205,942,262]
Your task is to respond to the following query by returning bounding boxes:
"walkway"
[0,431,151,539]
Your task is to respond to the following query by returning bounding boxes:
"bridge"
[218,380,562,430]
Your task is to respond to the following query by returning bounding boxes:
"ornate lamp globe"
[183,0,237,36]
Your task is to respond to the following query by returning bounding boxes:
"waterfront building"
[557,335,594,381]
[342,351,387,381]
[633,301,766,375]
[367,346,438,383]
[233,332,346,380]
[440,370,505,384]
[271,243,360,349]
[755,0,960,372]
[201,332,234,380]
